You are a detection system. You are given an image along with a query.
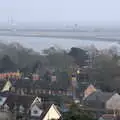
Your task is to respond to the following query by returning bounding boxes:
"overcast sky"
[0,0,120,24]
[0,0,120,51]
[0,0,120,25]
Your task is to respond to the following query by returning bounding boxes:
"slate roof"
[102,92,115,102]
[83,90,114,109]
[84,90,114,102]
[4,94,36,110]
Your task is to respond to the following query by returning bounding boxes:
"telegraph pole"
[71,72,76,99]
[71,69,80,100]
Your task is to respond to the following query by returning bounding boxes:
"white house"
[30,103,61,120]
[1,80,12,92]
[0,96,7,106]
[30,104,43,118]
[31,97,41,108]
[42,104,61,120]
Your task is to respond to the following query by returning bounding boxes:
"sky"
[0,0,120,26]
[0,0,120,52]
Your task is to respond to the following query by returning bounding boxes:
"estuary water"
[0,35,118,53]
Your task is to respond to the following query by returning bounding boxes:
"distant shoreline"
[0,30,119,42]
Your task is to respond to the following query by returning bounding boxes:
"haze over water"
[1,0,120,52]
[0,35,117,53]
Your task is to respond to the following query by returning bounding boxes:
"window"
[33,110,38,114]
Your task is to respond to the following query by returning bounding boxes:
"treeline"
[0,42,88,75]
[0,42,120,92]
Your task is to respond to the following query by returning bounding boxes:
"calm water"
[0,35,117,52]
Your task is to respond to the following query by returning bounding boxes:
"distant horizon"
[0,35,118,53]
[1,0,120,27]
[0,22,120,30]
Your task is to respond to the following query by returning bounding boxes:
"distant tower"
[73,24,78,31]
[8,16,16,31]
[74,24,78,28]
[8,16,10,30]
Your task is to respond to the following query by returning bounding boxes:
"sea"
[0,35,118,53]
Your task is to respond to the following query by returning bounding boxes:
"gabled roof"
[39,104,61,120]
[31,97,41,107]
[0,96,7,106]
[0,80,7,91]
[84,84,96,99]
[1,80,12,92]
[84,89,102,101]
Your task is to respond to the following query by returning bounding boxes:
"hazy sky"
[0,0,120,25]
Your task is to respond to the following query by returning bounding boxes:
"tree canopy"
[63,103,94,120]
[69,47,89,66]
[0,42,120,92]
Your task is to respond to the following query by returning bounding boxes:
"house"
[31,96,41,107]
[2,94,43,119]
[106,93,120,110]
[30,103,61,120]
[0,81,6,91]
[3,94,37,111]
[1,80,12,92]
[30,103,43,119]
[83,89,114,109]
[0,95,13,120]
[0,95,10,112]
[0,96,7,107]
[41,104,61,120]
[0,93,61,120]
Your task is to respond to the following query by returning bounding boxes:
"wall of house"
[31,105,43,117]
[106,94,120,110]
[43,105,61,120]
[0,111,13,120]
